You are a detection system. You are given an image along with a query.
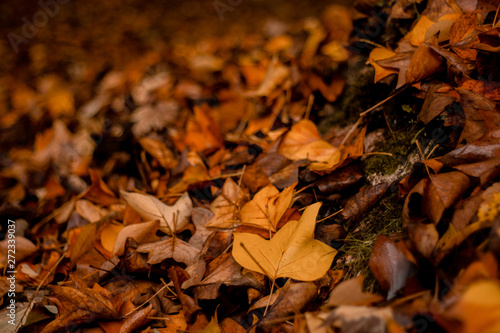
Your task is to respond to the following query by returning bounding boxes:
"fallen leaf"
[139,137,177,169]
[367,47,398,83]
[407,15,435,46]
[41,281,120,333]
[406,41,443,84]
[239,182,296,231]
[206,178,249,229]
[233,202,336,281]
[259,280,318,328]
[369,235,416,299]
[121,191,193,234]
[445,280,500,333]
[136,237,199,265]
[278,120,340,171]
[327,275,383,306]
[112,220,160,256]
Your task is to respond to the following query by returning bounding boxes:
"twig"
[304,94,314,120]
[123,284,169,317]
[341,88,406,146]
[316,209,344,223]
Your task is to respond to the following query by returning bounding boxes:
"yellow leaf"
[321,40,349,62]
[407,15,435,46]
[477,189,500,225]
[278,120,340,171]
[447,280,500,333]
[100,222,124,254]
[239,182,296,231]
[367,47,398,83]
[112,220,159,256]
[233,202,336,281]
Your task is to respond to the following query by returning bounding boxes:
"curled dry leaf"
[369,235,416,300]
[233,202,336,281]
[121,191,193,234]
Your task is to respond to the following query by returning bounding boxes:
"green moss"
[363,131,414,177]
[338,191,404,293]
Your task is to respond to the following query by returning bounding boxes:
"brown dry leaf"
[418,83,456,125]
[423,171,470,225]
[259,280,318,328]
[242,153,290,193]
[139,137,177,169]
[206,178,249,229]
[406,41,443,84]
[316,165,363,193]
[369,235,416,299]
[327,275,383,306]
[239,182,296,232]
[41,282,120,333]
[189,207,215,250]
[233,202,336,281]
[136,237,199,265]
[198,253,264,291]
[121,191,192,235]
[83,169,119,206]
[449,12,483,61]
[278,120,340,171]
[99,302,156,333]
[403,179,440,258]
[168,266,202,323]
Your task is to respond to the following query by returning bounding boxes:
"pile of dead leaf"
[1,0,500,332]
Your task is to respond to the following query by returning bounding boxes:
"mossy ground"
[338,190,404,293]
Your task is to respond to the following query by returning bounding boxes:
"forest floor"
[1,0,500,332]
